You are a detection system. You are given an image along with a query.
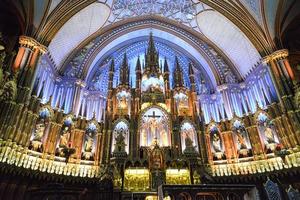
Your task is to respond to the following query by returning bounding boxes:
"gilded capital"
[19,36,47,54]
[262,49,289,63]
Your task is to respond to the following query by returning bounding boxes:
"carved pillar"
[244,115,264,159]
[73,80,86,116]
[44,122,61,155]
[71,129,84,161]
[95,131,102,165]
[263,50,300,148]
[222,130,237,162]
[14,36,47,104]
[263,50,295,109]
[217,84,233,119]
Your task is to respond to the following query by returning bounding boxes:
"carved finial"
[92,111,96,120]
[209,112,215,123]
[48,95,53,106]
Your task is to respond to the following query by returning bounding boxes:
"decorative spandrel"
[139,107,171,147]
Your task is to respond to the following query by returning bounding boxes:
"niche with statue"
[256,112,280,153]
[231,119,252,157]
[29,106,52,152]
[56,116,73,157]
[81,121,98,160]
[208,124,225,160]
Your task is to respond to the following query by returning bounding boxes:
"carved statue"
[84,136,93,152]
[183,132,196,154]
[265,125,275,144]
[59,127,70,148]
[118,95,127,109]
[82,134,94,160]
[113,128,126,153]
[236,129,247,149]
[31,121,46,151]
[212,133,222,152]
[150,141,164,170]
[33,122,45,142]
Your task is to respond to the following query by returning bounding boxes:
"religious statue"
[31,121,46,151]
[118,95,127,109]
[183,132,196,154]
[57,126,71,157]
[82,133,94,160]
[113,128,126,153]
[212,133,222,152]
[150,140,164,170]
[59,127,70,148]
[84,136,93,152]
[236,129,247,149]
[33,121,45,142]
[265,125,275,144]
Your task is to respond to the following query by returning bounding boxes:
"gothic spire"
[188,62,196,92]
[119,53,129,86]
[136,56,141,72]
[163,57,169,74]
[145,33,159,74]
[174,56,184,87]
[108,58,115,90]
[109,58,115,73]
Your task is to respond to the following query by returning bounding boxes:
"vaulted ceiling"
[1,0,300,87]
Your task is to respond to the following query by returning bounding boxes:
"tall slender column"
[14,36,47,104]
[217,84,232,119]
[72,79,86,116]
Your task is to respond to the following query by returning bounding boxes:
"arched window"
[180,122,198,153]
[139,107,171,147]
[112,121,130,154]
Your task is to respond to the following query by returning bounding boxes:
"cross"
[146,111,160,119]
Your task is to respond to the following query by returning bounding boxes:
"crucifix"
[146,111,161,144]
[146,111,161,119]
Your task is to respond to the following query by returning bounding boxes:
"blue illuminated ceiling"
[86,38,210,96]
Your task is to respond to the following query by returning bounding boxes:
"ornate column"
[262,50,295,109]
[217,84,233,119]
[72,79,86,116]
[263,50,300,146]
[14,36,47,104]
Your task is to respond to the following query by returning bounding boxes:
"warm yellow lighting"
[124,168,150,191]
[166,169,190,185]
[163,196,171,200]
[145,195,158,200]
